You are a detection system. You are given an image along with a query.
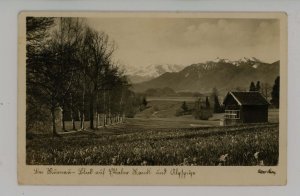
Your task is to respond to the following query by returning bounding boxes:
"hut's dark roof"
[223,91,269,106]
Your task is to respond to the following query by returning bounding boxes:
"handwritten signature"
[258,168,276,175]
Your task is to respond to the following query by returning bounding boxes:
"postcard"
[18,11,287,185]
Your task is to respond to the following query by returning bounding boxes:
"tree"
[205,96,210,108]
[84,28,117,129]
[26,17,54,132]
[256,81,261,91]
[211,87,222,113]
[26,17,140,135]
[26,17,54,60]
[260,82,272,101]
[214,94,222,113]
[181,101,188,112]
[142,97,148,108]
[26,18,86,136]
[249,81,256,91]
[271,76,280,108]
[52,18,85,131]
[193,97,212,120]
[47,18,85,133]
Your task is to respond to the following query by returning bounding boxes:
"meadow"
[26,123,279,166]
[26,97,279,166]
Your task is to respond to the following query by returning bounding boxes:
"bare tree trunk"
[103,91,106,127]
[95,111,98,128]
[78,110,82,128]
[81,112,85,130]
[89,95,94,129]
[95,93,99,128]
[97,113,100,127]
[70,95,76,130]
[60,106,66,131]
[51,106,58,137]
[81,83,85,130]
[71,110,76,130]
[108,91,111,125]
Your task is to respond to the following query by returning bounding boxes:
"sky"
[87,17,280,71]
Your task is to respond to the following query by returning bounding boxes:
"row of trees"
[193,88,224,120]
[194,97,213,120]
[26,17,143,136]
[248,76,280,108]
[175,88,223,120]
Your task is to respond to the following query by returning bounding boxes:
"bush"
[194,108,213,120]
[175,108,184,116]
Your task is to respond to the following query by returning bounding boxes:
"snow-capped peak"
[230,57,262,67]
[237,57,261,63]
[127,64,186,78]
[211,57,231,63]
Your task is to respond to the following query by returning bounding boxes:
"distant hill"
[133,58,280,95]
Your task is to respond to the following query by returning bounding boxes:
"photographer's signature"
[258,168,276,175]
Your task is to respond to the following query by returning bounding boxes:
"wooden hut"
[222,91,269,125]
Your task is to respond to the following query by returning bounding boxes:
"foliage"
[249,81,256,91]
[142,97,148,107]
[256,81,261,92]
[205,96,210,108]
[194,97,212,120]
[211,87,223,113]
[260,82,272,101]
[193,108,212,120]
[175,101,193,116]
[271,76,280,108]
[249,81,262,92]
[26,17,55,132]
[181,101,188,112]
[26,17,141,135]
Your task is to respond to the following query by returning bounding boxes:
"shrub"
[194,108,213,120]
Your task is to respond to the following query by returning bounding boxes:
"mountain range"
[126,64,186,83]
[132,57,280,94]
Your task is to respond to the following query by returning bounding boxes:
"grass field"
[135,98,195,119]
[134,98,278,127]
[26,97,280,166]
[28,97,279,134]
[26,123,279,166]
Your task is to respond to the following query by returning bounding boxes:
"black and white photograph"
[17,12,287,185]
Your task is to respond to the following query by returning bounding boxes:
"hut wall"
[241,105,268,123]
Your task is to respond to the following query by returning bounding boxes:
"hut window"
[225,110,240,119]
